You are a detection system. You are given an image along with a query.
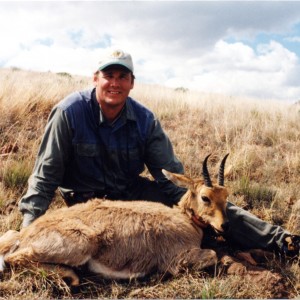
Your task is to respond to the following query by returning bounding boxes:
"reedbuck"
[0,154,230,285]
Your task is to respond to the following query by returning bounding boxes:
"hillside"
[0,68,299,299]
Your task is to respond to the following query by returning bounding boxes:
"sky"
[1,1,300,102]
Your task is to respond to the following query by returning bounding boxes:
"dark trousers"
[61,177,173,207]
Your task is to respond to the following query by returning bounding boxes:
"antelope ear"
[224,165,233,177]
[162,169,173,180]
[162,169,193,189]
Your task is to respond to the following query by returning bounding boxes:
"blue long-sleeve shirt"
[19,88,185,219]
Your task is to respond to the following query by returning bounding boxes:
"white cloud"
[1,2,300,102]
[284,36,300,43]
[6,42,120,77]
[165,40,300,101]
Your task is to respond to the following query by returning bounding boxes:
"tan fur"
[0,168,229,285]
[163,171,229,232]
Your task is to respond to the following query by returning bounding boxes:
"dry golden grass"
[0,67,299,298]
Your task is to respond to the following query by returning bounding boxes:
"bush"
[2,160,31,194]
[234,176,277,209]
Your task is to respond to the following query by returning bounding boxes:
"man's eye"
[120,75,129,80]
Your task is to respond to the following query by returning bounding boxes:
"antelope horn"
[202,154,213,187]
[218,153,230,186]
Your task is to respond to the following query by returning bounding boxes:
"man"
[19,49,299,258]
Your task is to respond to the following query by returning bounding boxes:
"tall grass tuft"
[1,159,32,193]
[235,175,277,209]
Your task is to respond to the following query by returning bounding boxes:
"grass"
[1,159,32,193]
[0,67,300,298]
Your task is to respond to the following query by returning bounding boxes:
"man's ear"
[93,72,99,86]
[130,74,135,89]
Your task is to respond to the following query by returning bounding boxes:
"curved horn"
[202,154,213,187]
[218,153,229,186]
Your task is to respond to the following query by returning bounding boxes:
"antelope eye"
[201,196,211,204]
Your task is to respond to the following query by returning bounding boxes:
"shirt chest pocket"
[75,144,101,157]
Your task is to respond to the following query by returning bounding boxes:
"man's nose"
[110,77,121,86]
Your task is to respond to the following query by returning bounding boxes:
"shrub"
[234,176,277,209]
[2,160,31,194]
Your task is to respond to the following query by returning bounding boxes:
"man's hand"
[281,235,300,260]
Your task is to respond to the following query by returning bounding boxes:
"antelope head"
[162,154,230,233]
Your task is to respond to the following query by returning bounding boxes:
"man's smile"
[108,90,122,95]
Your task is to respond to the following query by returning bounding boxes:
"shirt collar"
[124,97,137,121]
[91,89,137,126]
[99,105,126,126]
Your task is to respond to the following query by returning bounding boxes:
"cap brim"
[98,62,133,72]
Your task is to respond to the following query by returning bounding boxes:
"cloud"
[1,1,300,101]
[165,40,299,101]
[285,36,300,43]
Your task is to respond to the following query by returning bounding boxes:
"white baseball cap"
[97,49,134,72]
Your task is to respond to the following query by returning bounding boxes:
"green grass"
[2,159,32,193]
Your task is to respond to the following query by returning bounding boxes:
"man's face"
[93,65,134,109]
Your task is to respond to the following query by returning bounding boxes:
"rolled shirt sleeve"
[19,107,73,219]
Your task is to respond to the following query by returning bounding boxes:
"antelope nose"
[221,221,230,232]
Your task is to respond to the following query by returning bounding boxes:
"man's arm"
[19,107,73,226]
[144,118,186,204]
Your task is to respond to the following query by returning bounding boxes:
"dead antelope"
[0,154,230,285]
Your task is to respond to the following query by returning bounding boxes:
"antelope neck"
[190,210,208,229]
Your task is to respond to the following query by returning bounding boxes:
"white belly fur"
[87,259,145,279]
[0,255,5,271]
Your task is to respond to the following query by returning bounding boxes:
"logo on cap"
[110,50,125,59]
